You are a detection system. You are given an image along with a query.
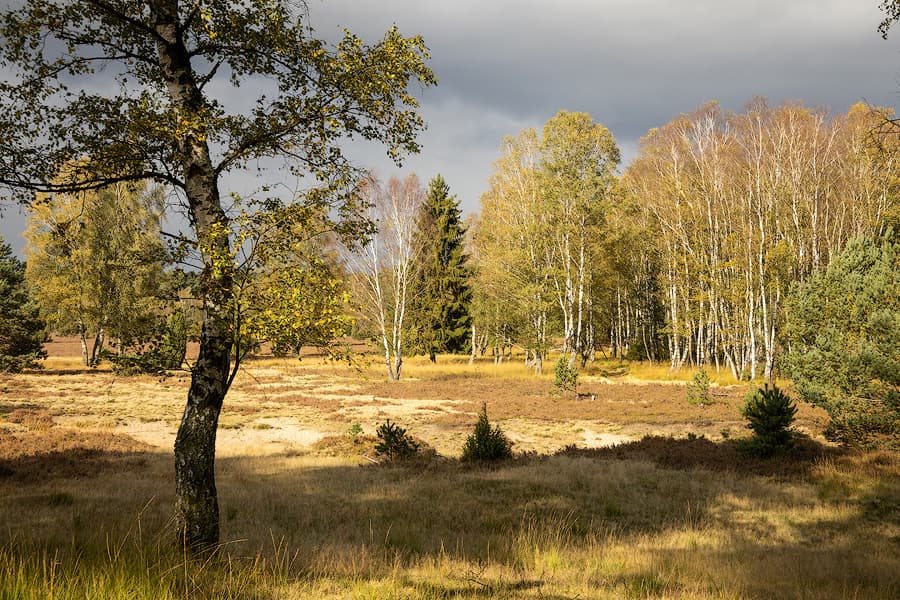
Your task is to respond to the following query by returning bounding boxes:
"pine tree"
[0,237,46,372]
[784,224,899,448]
[409,175,473,360]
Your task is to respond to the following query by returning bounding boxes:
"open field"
[0,345,897,598]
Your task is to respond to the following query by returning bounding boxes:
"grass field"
[0,345,897,598]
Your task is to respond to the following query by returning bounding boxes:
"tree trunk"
[174,321,229,551]
[89,325,104,367]
[152,0,233,552]
[78,321,89,367]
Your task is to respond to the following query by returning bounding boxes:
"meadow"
[0,344,897,599]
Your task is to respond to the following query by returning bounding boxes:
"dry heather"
[0,348,896,599]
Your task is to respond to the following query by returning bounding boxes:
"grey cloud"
[303,0,899,213]
[3,1,898,253]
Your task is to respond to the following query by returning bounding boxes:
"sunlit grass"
[1,347,894,598]
[1,451,897,599]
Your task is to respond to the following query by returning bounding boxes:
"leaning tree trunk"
[171,173,232,549]
[153,0,234,551]
[174,306,231,550]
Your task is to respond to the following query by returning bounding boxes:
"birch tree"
[0,0,434,550]
[24,180,167,366]
[540,111,619,365]
[475,130,554,372]
[624,100,897,381]
[344,174,424,381]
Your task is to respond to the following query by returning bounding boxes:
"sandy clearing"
[114,417,329,456]
[579,429,634,447]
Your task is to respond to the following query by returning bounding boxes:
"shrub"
[374,419,419,461]
[686,367,711,405]
[346,422,363,440]
[111,310,188,375]
[461,402,512,461]
[783,226,899,448]
[741,384,797,455]
[554,356,578,393]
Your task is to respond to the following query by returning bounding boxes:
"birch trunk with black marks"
[152,0,232,551]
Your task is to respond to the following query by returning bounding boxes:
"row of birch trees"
[473,101,897,379]
[472,110,621,373]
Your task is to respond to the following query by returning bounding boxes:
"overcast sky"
[2,0,899,255]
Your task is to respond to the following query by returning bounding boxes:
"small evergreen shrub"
[347,422,363,440]
[374,419,419,461]
[741,384,797,455]
[554,356,578,393]
[686,367,711,405]
[461,402,512,461]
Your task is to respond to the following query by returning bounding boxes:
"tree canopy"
[879,0,900,37]
[0,0,434,550]
[0,1,435,205]
[474,111,619,372]
[24,179,167,367]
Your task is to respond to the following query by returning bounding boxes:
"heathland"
[0,340,897,599]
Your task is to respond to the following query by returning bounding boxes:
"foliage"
[740,384,797,455]
[471,130,551,371]
[0,237,46,372]
[23,180,167,367]
[540,111,620,365]
[246,263,351,355]
[474,113,621,373]
[408,175,472,360]
[110,310,188,375]
[0,2,436,204]
[0,0,435,548]
[343,174,425,381]
[879,0,900,37]
[784,226,900,448]
[237,200,354,355]
[347,422,364,440]
[624,101,896,380]
[686,367,711,406]
[553,356,579,394]
[374,419,420,461]
[461,402,512,461]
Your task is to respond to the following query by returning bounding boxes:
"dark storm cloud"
[302,0,899,212]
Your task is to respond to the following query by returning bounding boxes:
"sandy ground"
[2,337,829,463]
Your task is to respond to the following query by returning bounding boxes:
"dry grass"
[0,345,896,598]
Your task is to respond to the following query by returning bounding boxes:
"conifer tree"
[0,237,46,372]
[409,175,472,360]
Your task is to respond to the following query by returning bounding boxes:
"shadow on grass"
[0,428,153,482]
[554,433,846,477]
[0,402,42,415]
[1,429,897,598]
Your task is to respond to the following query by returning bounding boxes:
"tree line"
[4,101,897,389]
[468,103,897,382]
